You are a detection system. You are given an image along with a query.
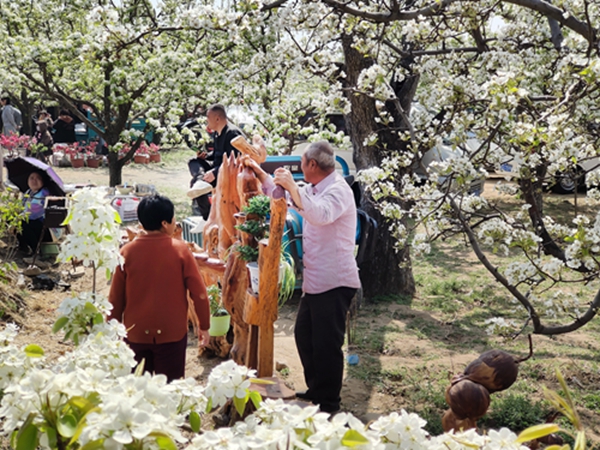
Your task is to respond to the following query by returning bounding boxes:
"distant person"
[108,194,211,382]
[52,110,76,143]
[33,111,54,160]
[17,170,50,255]
[1,97,22,136]
[187,126,216,220]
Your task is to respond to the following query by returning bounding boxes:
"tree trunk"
[108,152,125,187]
[341,35,416,299]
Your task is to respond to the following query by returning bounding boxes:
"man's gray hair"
[304,141,336,171]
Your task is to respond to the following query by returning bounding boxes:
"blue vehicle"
[261,154,378,288]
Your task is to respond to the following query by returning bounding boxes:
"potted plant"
[235,195,295,304]
[148,143,161,163]
[207,284,230,337]
[84,142,102,168]
[65,143,85,168]
[133,143,149,164]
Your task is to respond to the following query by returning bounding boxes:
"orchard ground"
[3,149,600,441]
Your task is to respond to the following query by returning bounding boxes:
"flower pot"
[149,153,161,163]
[246,261,286,294]
[86,157,101,168]
[70,157,84,168]
[134,154,149,164]
[209,314,231,337]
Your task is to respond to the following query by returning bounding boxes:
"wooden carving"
[193,143,288,377]
[231,135,267,164]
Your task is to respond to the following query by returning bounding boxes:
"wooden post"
[243,194,287,377]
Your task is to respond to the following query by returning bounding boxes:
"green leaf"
[189,411,201,433]
[45,427,57,449]
[516,424,561,443]
[249,390,262,409]
[82,302,98,315]
[68,396,98,414]
[52,316,69,333]
[341,429,369,447]
[148,432,178,450]
[205,397,213,413]
[24,344,44,358]
[155,436,177,450]
[92,313,104,325]
[16,422,38,450]
[574,430,586,450]
[248,378,275,385]
[233,395,247,417]
[134,359,145,376]
[57,413,78,438]
[79,439,105,450]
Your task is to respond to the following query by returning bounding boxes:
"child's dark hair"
[137,194,174,231]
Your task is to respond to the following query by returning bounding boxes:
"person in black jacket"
[52,110,76,143]
[201,104,243,185]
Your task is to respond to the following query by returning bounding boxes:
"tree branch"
[319,0,456,23]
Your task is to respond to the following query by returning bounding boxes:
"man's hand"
[198,329,210,347]
[273,167,296,191]
[203,170,215,183]
[274,168,303,209]
[242,156,269,183]
[197,151,207,159]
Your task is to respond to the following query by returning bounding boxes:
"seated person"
[17,171,51,254]
[108,194,210,382]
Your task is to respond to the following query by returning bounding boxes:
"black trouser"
[17,219,50,253]
[126,333,188,382]
[294,286,356,412]
[188,157,214,220]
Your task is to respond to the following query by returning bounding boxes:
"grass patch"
[480,393,549,432]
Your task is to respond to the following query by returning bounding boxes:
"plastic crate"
[181,216,204,247]
[111,196,140,223]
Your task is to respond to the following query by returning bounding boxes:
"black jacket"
[212,123,243,181]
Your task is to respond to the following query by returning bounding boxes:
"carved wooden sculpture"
[194,135,285,376]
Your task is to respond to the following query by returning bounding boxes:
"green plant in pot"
[235,195,295,306]
[207,283,230,337]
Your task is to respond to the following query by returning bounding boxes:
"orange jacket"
[108,233,210,344]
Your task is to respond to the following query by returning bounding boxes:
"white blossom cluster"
[57,188,122,272]
[203,360,256,408]
[0,325,44,393]
[54,320,136,377]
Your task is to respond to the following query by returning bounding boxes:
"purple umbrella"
[4,156,66,197]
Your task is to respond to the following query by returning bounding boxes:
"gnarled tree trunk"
[341,34,416,299]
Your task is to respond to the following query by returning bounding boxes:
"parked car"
[499,155,600,195]
[413,141,485,196]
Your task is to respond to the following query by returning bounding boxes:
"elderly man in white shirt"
[245,141,360,414]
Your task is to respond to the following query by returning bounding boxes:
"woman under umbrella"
[17,170,51,254]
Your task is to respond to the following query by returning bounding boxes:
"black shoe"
[295,390,313,400]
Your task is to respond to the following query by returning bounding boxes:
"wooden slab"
[250,376,295,400]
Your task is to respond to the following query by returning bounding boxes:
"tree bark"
[108,152,125,187]
[341,34,416,299]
